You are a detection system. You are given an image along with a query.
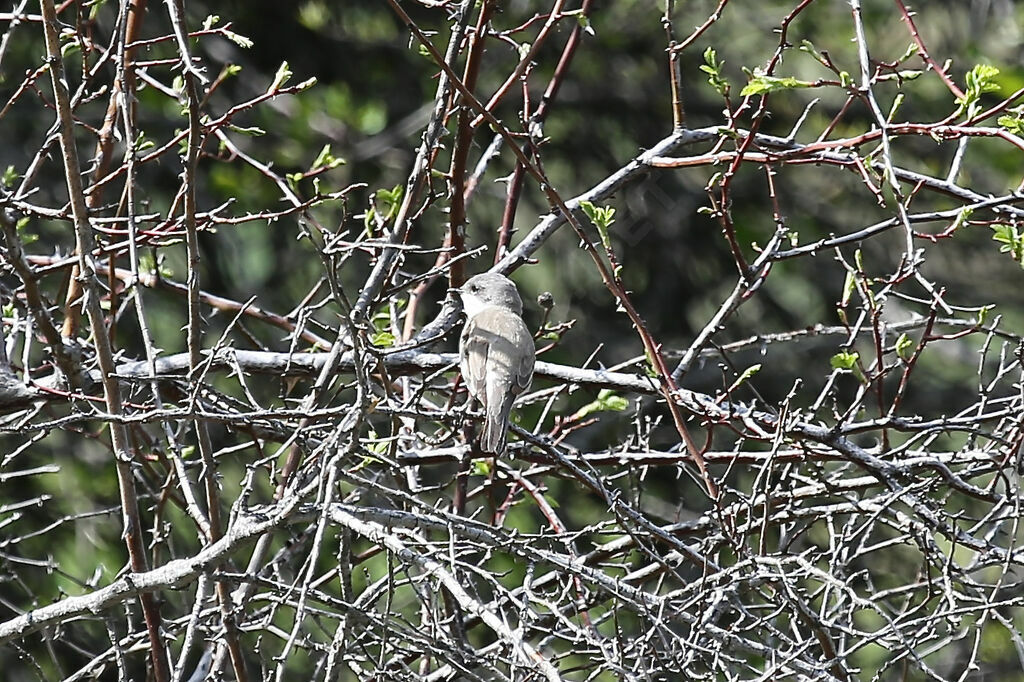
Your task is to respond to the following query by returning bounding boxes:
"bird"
[457,272,535,455]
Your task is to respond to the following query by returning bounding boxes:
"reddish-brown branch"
[498,0,595,258]
[468,0,571,130]
[663,0,686,129]
[447,0,494,285]
[61,0,148,341]
[38,0,170,678]
[894,0,964,100]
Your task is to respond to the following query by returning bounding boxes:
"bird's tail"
[481,396,514,456]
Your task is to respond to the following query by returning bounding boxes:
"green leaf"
[876,70,921,83]
[886,93,905,123]
[133,131,155,153]
[227,124,266,136]
[964,64,1001,98]
[286,172,303,192]
[364,429,388,456]
[897,42,919,63]
[363,207,377,235]
[643,351,659,379]
[700,46,730,96]
[311,144,345,171]
[998,113,1024,136]
[88,0,108,21]
[60,38,81,58]
[138,252,156,274]
[269,61,292,92]
[352,454,381,472]
[798,40,823,63]
[575,13,594,36]
[298,1,329,31]
[895,333,913,361]
[222,29,254,49]
[736,364,761,384]
[977,305,992,326]
[1,165,18,188]
[956,64,1001,117]
[597,389,628,411]
[471,459,491,476]
[741,73,816,97]
[15,215,36,245]
[725,364,761,394]
[950,206,973,231]
[371,185,404,224]
[990,223,1024,266]
[990,223,1015,248]
[579,200,616,229]
[579,200,616,251]
[830,351,859,371]
[575,389,629,419]
[371,331,395,347]
[370,308,395,348]
[840,269,856,307]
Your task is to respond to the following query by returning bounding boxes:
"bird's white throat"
[460,293,490,318]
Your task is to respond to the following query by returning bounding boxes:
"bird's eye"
[469,284,478,292]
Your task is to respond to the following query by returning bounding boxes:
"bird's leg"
[453,397,479,523]
[458,389,492,454]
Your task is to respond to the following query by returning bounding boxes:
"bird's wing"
[460,307,535,403]
[459,314,491,400]
[510,321,535,396]
[460,307,536,455]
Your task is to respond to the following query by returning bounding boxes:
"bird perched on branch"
[456,272,535,455]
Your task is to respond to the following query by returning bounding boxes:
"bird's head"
[457,272,524,317]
